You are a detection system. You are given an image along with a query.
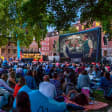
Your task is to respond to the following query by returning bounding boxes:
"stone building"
[0,42,17,59]
[40,31,59,56]
[21,38,40,60]
[29,38,38,52]
[21,38,38,53]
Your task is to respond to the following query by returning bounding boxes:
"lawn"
[88,90,112,112]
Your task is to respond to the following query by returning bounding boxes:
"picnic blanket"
[65,99,108,111]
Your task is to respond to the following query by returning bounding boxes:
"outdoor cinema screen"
[59,27,101,62]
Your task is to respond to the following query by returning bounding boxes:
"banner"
[17,40,21,60]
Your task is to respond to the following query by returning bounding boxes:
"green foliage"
[59,26,78,34]
[0,35,8,47]
[79,0,112,36]
[48,0,112,36]
[21,0,49,46]
[0,0,112,47]
[0,0,48,47]
[0,0,10,46]
[47,0,78,31]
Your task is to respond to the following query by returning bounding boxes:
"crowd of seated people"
[0,59,112,111]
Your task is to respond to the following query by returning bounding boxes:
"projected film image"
[59,28,101,62]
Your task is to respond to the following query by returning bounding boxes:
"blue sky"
[47,26,55,32]
[47,10,81,32]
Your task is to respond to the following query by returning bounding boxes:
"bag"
[81,87,90,97]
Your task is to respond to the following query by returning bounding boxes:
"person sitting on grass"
[39,75,57,99]
[13,84,84,112]
[25,70,37,89]
[67,89,89,106]
[50,72,62,96]
[77,70,90,90]
[8,71,16,89]
[100,72,112,100]
[0,74,13,93]
[13,91,31,112]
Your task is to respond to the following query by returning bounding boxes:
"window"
[41,42,49,45]
[1,48,5,54]
[46,48,49,50]
[52,33,55,36]
[103,35,108,45]
[8,49,10,54]
[13,49,16,54]
[104,50,107,56]
[42,47,49,50]
[46,38,49,41]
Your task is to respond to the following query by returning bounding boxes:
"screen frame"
[59,27,102,62]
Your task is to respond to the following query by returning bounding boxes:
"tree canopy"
[0,0,49,47]
[59,25,78,35]
[0,0,112,47]
[79,0,112,36]
[48,0,112,35]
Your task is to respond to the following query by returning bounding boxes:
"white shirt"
[88,39,93,49]
[39,81,57,98]
[16,67,23,74]
[63,44,69,57]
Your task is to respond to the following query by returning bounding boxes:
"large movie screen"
[59,27,101,62]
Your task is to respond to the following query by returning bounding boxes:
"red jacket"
[13,84,22,98]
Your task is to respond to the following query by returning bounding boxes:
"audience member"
[39,75,57,98]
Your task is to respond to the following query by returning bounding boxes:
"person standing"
[82,35,93,57]
[63,39,75,59]
[63,40,70,58]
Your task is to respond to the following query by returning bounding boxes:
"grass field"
[88,90,112,112]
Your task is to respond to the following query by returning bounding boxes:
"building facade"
[41,22,112,57]
[0,42,17,59]
[40,31,59,56]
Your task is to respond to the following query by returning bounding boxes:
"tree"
[0,0,49,47]
[0,0,11,46]
[8,0,34,47]
[21,0,49,45]
[59,25,78,34]
[20,0,79,31]
[1,0,112,47]
[47,0,79,31]
[78,0,112,36]
[48,0,112,35]
[0,0,26,46]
